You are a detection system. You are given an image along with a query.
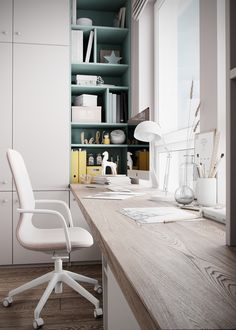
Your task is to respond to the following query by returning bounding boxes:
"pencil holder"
[196,178,216,206]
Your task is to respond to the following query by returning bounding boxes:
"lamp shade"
[134,121,162,142]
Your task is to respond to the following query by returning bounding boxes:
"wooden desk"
[71,184,236,330]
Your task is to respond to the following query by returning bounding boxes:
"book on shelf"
[112,93,117,123]
[70,150,79,183]
[78,149,87,183]
[116,94,121,123]
[108,92,112,123]
[85,30,94,63]
[120,7,126,28]
[117,7,126,28]
[71,30,83,63]
[122,92,128,123]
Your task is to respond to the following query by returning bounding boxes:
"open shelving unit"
[70,0,134,175]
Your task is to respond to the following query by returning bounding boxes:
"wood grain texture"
[0,264,103,330]
[71,184,236,330]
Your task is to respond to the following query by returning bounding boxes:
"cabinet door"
[0,43,12,191]
[106,264,140,330]
[0,0,12,42]
[70,192,102,262]
[13,190,69,264]
[13,43,70,190]
[13,0,69,45]
[0,192,12,265]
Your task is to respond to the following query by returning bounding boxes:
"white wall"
[200,0,226,204]
[199,0,218,132]
[131,2,154,118]
[217,0,226,204]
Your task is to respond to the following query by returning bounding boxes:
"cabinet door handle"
[1,31,7,35]
[1,199,8,203]
[1,180,8,185]
[14,31,21,36]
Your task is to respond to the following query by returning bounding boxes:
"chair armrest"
[35,199,74,227]
[17,208,71,253]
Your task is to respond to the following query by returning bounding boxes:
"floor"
[0,263,103,330]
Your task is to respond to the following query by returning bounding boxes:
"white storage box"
[76,75,97,86]
[75,94,97,106]
[71,106,101,123]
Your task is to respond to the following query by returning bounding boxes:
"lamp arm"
[150,140,159,188]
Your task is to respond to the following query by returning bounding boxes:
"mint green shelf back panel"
[77,9,116,27]
[72,127,127,144]
[96,27,128,44]
[77,0,127,11]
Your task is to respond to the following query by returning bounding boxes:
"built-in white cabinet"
[103,260,140,330]
[69,192,101,262]
[0,192,12,265]
[0,42,12,191]
[13,190,70,264]
[0,0,12,42]
[0,0,71,265]
[0,0,69,45]
[13,43,70,190]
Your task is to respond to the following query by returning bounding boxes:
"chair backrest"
[7,149,35,210]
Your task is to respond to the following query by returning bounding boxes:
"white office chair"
[2,149,103,329]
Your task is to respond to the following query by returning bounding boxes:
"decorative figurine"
[127,152,133,170]
[102,151,117,175]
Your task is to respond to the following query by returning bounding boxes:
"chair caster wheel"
[33,318,44,329]
[94,284,103,294]
[2,297,13,307]
[94,307,103,319]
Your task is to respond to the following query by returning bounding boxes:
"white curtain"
[132,0,149,20]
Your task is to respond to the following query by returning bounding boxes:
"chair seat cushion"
[18,226,94,252]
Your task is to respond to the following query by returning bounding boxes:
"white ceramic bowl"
[77,18,93,26]
[110,130,126,144]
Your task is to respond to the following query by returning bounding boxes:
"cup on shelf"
[196,178,217,206]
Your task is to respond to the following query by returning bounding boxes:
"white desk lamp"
[134,121,162,188]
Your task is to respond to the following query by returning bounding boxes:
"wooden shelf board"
[71,63,129,76]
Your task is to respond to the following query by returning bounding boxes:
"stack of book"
[108,92,128,123]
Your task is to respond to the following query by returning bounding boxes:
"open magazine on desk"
[120,207,201,224]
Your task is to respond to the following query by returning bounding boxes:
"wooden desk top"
[71,184,236,330]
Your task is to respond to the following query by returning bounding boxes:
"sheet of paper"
[83,191,144,200]
[120,207,201,224]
